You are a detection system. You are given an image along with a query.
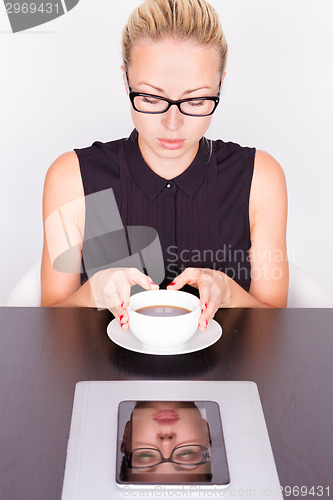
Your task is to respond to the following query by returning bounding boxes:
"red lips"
[153,410,180,424]
[157,139,185,150]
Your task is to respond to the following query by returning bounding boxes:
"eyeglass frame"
[125,71,221,117]
[125,444,211,469]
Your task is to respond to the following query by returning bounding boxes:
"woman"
[41,0,288,331]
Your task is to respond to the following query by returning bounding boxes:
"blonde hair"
[122,0,228,75]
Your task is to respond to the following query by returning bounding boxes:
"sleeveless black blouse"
[74,129,255,293]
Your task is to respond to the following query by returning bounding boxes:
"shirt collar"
[123,129,213,201]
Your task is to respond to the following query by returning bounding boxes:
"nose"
[158,432,176,442]
[162,104,184,131]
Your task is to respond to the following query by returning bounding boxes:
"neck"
[138,135,199,180]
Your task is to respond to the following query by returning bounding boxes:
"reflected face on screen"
[120,401,212,483]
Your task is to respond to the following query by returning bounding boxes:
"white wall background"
[1,0,333,305]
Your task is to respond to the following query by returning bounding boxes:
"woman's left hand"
[166,268,228,331]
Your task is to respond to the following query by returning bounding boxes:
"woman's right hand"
[88,267,159,329]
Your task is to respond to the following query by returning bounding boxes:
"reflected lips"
[157,139,185,150]
[153,410,179,424]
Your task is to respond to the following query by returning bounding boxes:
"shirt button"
[166,183,171,188]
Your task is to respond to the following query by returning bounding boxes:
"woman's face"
[122,401,212,482]
[122,38,223,171]
[129,401,211,451]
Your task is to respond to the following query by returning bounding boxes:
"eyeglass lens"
[133,95,216,116]
[131,445,205,468]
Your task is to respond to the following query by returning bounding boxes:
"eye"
[179,450,195,457]
[174,447,203,463]
[141,97,159,105]
[137,451,155,459]
[188,99,205,107]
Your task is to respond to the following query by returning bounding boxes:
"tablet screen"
[116,401,230,486]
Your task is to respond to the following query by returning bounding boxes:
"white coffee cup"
[128,290,201,349]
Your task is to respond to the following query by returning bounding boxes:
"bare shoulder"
[44,151,82,200]
[249,150,287,226]
[253,150,286,188]
[43,151,84,216]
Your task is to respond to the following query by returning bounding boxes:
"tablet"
[61,381,283,499]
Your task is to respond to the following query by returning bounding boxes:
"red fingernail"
[205,303,208,309]
[206,320,208,326]
[168,282,176,286]
[121,322,125,328]
[150,281,158,286]
[120,315,124,321]
[121,302,124,308]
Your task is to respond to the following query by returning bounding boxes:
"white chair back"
[5,262,41,307]
[288,262,333,307]
[4,261,333,308]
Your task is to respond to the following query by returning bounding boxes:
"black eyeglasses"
[126,72,221,117]
[125,444,211,470]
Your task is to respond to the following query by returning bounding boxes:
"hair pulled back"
[122,0,228,75]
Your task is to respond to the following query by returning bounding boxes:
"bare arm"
[41,151,88,306]
[246,150,288,307]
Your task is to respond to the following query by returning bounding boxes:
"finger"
[167,268,200,290]
[202,300,219,329]
[118,281,131,310]
[196,283,211,331]
[198,297,218,331]
[109,280,130,326]
[198,310,209,331]
[128,268,160,293]
[111,304,130,330]
[198,284,210,312]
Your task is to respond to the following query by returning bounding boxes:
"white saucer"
[107,318,222,355]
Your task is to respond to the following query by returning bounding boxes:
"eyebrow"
[137,81,212,96]
[133,440,204,449]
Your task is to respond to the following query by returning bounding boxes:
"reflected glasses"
[125,444,211,470]
[126,73,221,117]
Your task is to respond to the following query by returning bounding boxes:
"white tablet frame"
[61,381,283,499]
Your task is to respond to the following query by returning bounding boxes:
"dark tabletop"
[0,307,332,500]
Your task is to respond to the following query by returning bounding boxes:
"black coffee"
[135,305,191,317]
